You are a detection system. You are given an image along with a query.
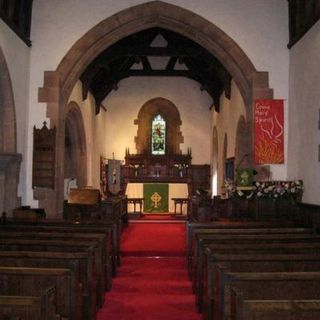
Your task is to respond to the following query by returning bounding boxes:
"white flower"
[237,190,244,197]
[246,192,254,199]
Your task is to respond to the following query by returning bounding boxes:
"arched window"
[151,114,166,155]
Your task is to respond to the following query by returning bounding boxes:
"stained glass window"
[152,114,166,155]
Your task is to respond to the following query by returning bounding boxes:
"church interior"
[1,0,320,319]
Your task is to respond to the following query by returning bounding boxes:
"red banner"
[254,99,284,164]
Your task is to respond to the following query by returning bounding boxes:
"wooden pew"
[0,230,112,292]
[193,232,320,281]
[192,233,320,294]
[231,290,320,320]
[65,188,124,268]
[202,253,320,320]
[0,286,58,320]
[0,250,95,320]
[213,271,320,320]
[188,226,314,277]
[0,240,99,320]
[194,241,320,313]
[0,225,113,284]
[213,267,320,320]
[185,220,307,267]
[0,266,79,320]
[0,219,119,275]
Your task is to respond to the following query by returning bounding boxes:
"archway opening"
[135,97,183,155]
[0,45,21,215]
[64,102,88,195]
[38,1,274,215]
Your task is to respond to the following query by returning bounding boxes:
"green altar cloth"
[143,183,169,213]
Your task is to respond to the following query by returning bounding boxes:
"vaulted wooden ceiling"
[80,27,232,114]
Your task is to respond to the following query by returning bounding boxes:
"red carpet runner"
[97,222,202,320]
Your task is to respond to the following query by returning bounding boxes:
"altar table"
[126,183,188,214]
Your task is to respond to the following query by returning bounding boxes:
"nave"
[1,211,320,319]
[97,220,202,320]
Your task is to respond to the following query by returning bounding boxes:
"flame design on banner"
[254,99,284,164]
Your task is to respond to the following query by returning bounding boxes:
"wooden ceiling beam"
[166,57,178,70]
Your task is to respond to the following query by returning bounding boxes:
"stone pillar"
[0,153,22,215]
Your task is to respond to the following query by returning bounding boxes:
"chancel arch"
[0,45,21,215]
[135,97,183,155]
[38,1,274,215]
[64,102,87,188]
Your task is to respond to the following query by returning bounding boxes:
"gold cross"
[151,192,162,208]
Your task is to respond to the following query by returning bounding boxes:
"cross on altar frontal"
[151,192,162,208]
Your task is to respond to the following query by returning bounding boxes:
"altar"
[126,182,189,214]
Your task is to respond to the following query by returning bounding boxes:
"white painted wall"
[0,19,30,204]
[68,81,108,188]
[104,77,212,163]
[212,81,246,193]
[288,20,320,204]
[0,0,290,205]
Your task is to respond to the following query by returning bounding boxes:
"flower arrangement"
[174,163,189,169]
[254,180,303,199]
[221,179,236,199]
[227,180,303,201]
[129,164,142,176]
[174,163,189,177]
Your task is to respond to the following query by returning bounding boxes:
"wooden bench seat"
[0,220,119,275]
[0,250,95,320]
[201,253,320,319]
[0,240,99,320]
[0,266,79,320]
[188,227,315,276]
[231,294,320,320]
[192,233,320,292]
[185,220,307,266]
[191,232,320,294]
[0,230,112,291]
[214,270,320,320]
[0,287,58,320]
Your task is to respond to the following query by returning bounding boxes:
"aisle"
[97,222,202,320]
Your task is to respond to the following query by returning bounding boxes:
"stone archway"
[38,1,274,215]
[0,46,21,215]
[64,102,87,188]
[235,115,250,169]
